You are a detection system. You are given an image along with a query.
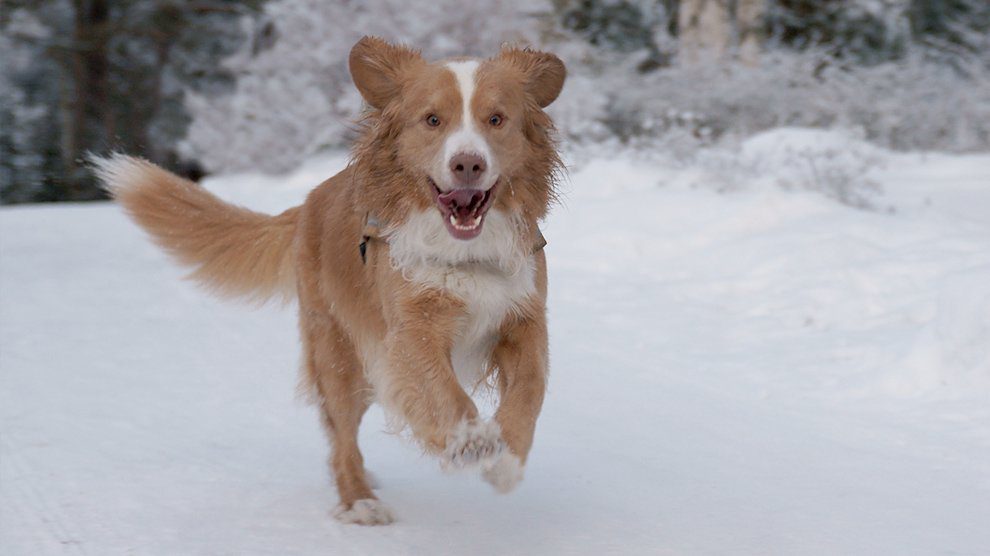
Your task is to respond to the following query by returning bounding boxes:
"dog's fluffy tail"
[92,154,298,303]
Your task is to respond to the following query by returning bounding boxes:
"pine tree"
[0,0,265,204]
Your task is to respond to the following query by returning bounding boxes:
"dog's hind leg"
[300,311,393,525]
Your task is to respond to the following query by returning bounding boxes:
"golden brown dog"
[93,36,565,525]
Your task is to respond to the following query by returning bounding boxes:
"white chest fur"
[388,210,536,388]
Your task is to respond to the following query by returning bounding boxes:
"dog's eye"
[489,114,503,127]
[426,114,441,127]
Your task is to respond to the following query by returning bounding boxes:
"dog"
[93,36,565,526]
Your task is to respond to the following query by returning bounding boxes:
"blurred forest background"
[1,0,988,204]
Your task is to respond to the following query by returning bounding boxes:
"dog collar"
[359,213,546,264]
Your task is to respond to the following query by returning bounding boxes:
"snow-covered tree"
[182,0,549,173]
[0,0,265,203]
[5,0,990,202]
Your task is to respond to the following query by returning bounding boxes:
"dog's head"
[349,36,564,241]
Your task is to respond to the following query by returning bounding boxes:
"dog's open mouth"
[430,178,498,240]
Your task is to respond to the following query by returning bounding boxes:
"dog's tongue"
[438,188,485,220]
[436,186,491,239]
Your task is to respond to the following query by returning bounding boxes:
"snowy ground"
[2,129,989,555]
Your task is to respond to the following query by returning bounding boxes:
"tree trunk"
[66,0,109,191]
[737,0,766,66]
[678,0,764,66]
[679,0,732,65]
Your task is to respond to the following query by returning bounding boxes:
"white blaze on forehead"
[441,60,496,189]
[447,60,479,124]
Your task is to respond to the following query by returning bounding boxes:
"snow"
[2,129,989,554]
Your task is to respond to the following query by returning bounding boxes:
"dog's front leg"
[484,302,549,493]
[378,289,504,468]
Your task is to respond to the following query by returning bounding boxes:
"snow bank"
[555,129,990,401]
[3,135,989,554]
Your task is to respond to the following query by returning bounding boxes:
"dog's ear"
[349,36,424,109]
[498,47,566,108]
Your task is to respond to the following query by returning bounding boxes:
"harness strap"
[359,214,382,263]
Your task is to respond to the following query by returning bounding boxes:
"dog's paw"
[332,498,394,526]
[482,452,524,494]
[442,420,505,470]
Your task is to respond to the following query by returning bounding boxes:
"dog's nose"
[449,153,486,186]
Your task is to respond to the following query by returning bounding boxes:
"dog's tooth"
[449,213,483,231]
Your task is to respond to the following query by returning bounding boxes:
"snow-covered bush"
[669,128,886,210]
[555,46,990,158]
[552,0,990,156]
[738,128,885,210]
